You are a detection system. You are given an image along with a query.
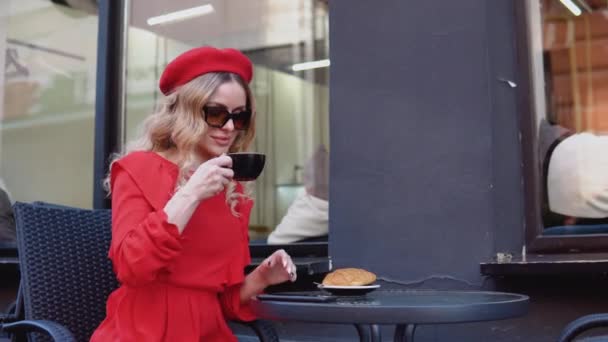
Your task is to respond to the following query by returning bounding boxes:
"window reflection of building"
[1,0,98,209]
[123,0,330,241]
[541,0,608,132]
[538,0,608,233]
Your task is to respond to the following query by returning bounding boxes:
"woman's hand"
[239,249,297,303]
[164,155,233,233]
[181,155,234,201]
[257,249,297,286]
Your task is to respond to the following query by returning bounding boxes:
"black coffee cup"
[227,152,266,181]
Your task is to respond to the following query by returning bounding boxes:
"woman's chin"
[198,146,228,160]
[216,147,231,156]
[210,147,231,157]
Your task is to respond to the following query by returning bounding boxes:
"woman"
[90,46,297,342]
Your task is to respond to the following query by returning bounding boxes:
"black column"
[328,0,523,285]
[93,0,124,209]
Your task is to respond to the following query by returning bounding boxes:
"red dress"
[90,151,256,342]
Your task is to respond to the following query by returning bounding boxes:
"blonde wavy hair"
[103,72,256,216]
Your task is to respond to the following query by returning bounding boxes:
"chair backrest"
[13,202,118,342]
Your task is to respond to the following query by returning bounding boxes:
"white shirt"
[548,132,608,218]
[267,192,329,244]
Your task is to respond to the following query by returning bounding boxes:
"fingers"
[202,159,233,181]
[218,167,234,180]
[289,267,297,282]
[197,163,234,184]
[286,255,297,282]
[184,156,237,200]
[272,249,297,282]
[206,155,232,168]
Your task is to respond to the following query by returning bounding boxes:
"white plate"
[319,285,381,289]
[317,284,380,296]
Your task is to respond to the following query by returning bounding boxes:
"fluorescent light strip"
[559,0,582,16]
[147,4,214,26]
[292,59,330,71]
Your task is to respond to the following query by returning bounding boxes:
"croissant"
[322,268,376,286]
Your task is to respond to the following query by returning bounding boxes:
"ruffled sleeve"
[219,283,256,322]
[108,152,183,286]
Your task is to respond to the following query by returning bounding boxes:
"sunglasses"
[202,105,252,131]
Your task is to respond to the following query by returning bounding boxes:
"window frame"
[93,0,126,209]
[516,1,608,253]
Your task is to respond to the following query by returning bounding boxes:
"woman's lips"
[211,136,231,146]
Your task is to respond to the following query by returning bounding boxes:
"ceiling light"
[291,59,330,71]
[559,0,582,16]
[147,4,214,26]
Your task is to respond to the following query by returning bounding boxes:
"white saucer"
[317,284,380,296]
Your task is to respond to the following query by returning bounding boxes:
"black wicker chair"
[557,314,608,342]
[0,202,278,342]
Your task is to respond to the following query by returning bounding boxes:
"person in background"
[267,145,329,244]
[545,131,608,227]
[534,53,608,229]
[91,46,297,342]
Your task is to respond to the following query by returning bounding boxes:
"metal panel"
[93,0,125,209]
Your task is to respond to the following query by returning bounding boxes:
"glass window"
[123,0,330,244]
[529,0,608,237]
[0,0,98,242]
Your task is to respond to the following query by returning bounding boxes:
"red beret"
[159,46,253,95]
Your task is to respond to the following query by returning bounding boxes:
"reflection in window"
[0,0,98,224]
[535,0,608,235]
[123,0,329,243]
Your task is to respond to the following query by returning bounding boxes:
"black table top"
[250,289,529,325]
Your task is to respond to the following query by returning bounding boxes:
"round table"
[250,289,529,342]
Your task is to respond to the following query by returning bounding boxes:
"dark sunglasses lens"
[232,111,251,130]
[204,107,229,128]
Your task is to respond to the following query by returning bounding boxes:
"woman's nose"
[222,118,235,131]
